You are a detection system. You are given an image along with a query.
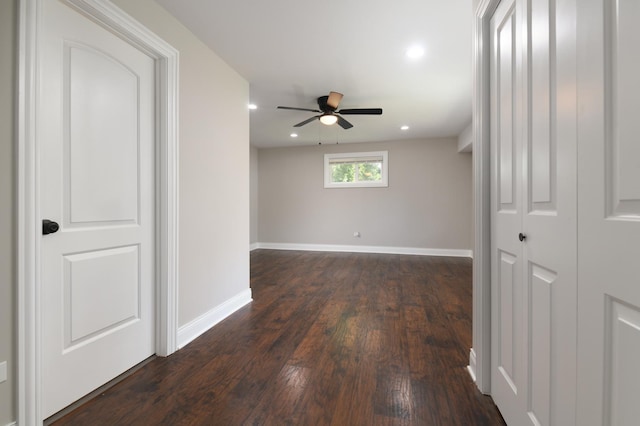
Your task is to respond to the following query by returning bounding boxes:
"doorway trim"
[469,0,500,394]
[17,0,179,423]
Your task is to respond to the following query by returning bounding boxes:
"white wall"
[0,1,16,423]
[112,0,251,328]
[257,138,473,252]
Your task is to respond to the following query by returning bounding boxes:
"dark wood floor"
[52,250,505,425]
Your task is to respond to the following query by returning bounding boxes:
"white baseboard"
[249,242,259,251]
[467,348,477,382]
[253,242,473,258]
[5,422,16,426]
[177,288,253,349]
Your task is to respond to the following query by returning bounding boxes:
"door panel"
[39,0,155,417]
[498,250,518,391]
[66,43,140,225]
[491,1,529,423]
[606,0,640,217]
[492,0,577,424]
[577,0,640,424]
[528,264,554,426]
[529,0,555,211]
[64,246,140,347]
[606,300,640,425]
[524,0,577,424]
[497,6,517,210]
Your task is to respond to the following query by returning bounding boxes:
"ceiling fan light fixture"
[320,114,338,126]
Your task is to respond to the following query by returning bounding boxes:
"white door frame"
[469,0,501,394]
[17,0,179,423]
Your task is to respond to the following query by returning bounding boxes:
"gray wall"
[250,146,259,245]
[257,138,473,250]
[0,1,16,423]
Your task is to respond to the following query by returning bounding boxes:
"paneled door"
[38,0,156,417]
[577,0,640,424]
[491,0,577,424]
[490,1,528,423]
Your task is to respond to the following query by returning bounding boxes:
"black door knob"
[43,219,60,235]
[518,232,526,242]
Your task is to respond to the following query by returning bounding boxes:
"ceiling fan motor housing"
[317,95,334,112]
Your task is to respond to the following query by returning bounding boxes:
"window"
[324,151,388,188]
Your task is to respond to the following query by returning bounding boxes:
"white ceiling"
[155,0,473,148]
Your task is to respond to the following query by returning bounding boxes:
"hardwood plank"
[50,250,505,426]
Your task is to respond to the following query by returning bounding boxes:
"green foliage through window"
[330,161,382,183]
[331,163,355,182]
[324,151,388,188]
[359,162,382,181]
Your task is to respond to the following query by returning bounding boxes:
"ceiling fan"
[277,91,383,129]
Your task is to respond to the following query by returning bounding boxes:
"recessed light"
[401,125,410,130]
[290,133,298,138]
[248,104,257,110]
[406,45,425,59]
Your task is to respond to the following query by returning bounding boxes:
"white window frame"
[324,151,389,188]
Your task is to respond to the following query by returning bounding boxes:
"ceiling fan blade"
[326,91,344,109]
[337,108,383,115]
[278,106,321,113]
[337,116,353,129]
[294,116,320,127]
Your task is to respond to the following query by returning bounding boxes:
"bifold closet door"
[577,0,640,425]
[490,0,577,424]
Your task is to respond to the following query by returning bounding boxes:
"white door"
[491,0,578,424]
[577,0,640,425]
[38,0,156,417]
[490,1,528,423]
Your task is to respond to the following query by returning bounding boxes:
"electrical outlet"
[353,231,361,237]
[0,361,6,383]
